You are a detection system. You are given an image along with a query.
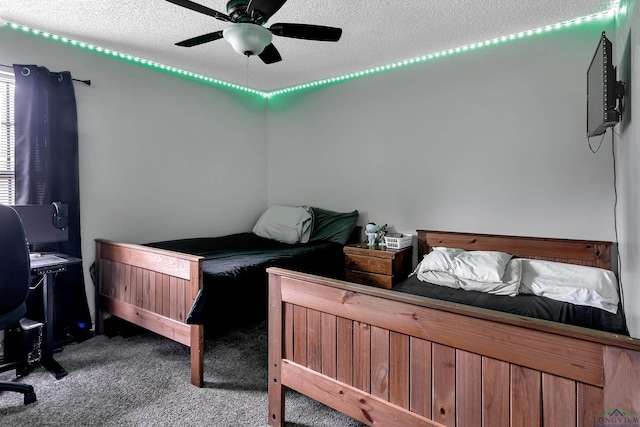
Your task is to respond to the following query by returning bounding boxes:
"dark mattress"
[146,232,345,331]
[393,274,628,335]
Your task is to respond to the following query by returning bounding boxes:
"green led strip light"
[1,3,619,100]
[1,21,270,98]
[268,7,618,97]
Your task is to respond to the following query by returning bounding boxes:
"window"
[0,71,15,205]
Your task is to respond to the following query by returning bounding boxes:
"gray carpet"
[0,322,366,427]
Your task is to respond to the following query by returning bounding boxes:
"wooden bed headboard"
[417,230,614,270]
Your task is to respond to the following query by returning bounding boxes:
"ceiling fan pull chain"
[246,56,250,90]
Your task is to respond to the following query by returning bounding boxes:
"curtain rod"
[0,63,91,86]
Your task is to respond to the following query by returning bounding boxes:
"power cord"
[610,129,625,312]
[589,128,625,315]
[587,132,607,153]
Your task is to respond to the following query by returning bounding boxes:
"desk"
[30,253,82,379]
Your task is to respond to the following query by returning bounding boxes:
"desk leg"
[42,273,68,380]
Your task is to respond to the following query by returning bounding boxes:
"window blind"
[0,71,15,205]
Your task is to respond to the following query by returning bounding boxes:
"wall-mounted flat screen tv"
[587,32,620,137]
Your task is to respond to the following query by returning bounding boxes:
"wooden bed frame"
[94,240,205,387]
[267,230,640,426]
[94,228,360,388]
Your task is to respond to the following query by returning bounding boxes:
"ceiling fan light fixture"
[223,23,272,56]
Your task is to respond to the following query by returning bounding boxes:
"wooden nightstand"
[344,243,413,289]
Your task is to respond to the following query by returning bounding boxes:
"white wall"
[2,15,634,336]
[0,29,269,320]
[614,0,640,337]
[266,23,617,243]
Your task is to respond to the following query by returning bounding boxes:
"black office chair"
[0,204,36,405]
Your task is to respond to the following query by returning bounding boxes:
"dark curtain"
[13,64,92,343]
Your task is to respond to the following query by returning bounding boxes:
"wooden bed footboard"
[95,239,205,387]
[267,268,640,427]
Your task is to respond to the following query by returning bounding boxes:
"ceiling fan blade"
[269,23,342,42]
[258,43,282,64]
[247,0,287,23]
[176,31,224,47]
[166,0,230,22]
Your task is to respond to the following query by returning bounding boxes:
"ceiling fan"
[167,0,343,64]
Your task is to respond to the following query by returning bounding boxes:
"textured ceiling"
[0,1,618,91]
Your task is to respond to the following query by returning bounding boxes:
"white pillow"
[519,259,620,314]
[252,205,313,244]
[432,247,464,253]
[417,247,513,283]
[415,258,521,296]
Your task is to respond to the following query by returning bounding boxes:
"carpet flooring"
[0,321,366,427]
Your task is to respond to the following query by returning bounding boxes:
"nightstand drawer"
[345,270,393,289]
[343,243,413,289]
[345,254,392,275]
